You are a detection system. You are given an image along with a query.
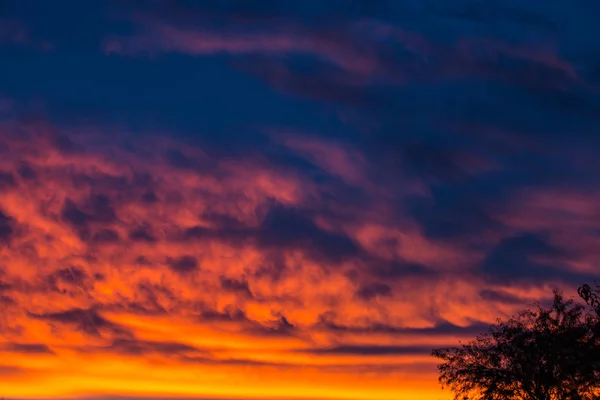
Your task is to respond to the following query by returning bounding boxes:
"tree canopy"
[579,283,600,317]
[432,286,600,400]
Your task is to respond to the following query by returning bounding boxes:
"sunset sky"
[1,1,599,399]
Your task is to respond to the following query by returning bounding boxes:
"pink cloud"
[0,115,595,399]
[103,14,577,95]
[104,19,380,74]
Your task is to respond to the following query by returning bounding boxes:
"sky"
[0,0,599,399]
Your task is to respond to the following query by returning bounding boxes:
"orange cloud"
[0,116,592,400]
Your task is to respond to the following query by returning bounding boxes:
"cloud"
[1,1,600,396]
[220,276,254,298]
[304,345,433,356]
[479,289,526,305]
[0,171,17,189]
[0,365,26,377]
[355,282,392,301]
[317,317,489,338]
[48,266,88,286]
[256,205,359,262]
[179,204,360,264]
[61,198,89,228]
[92,228,121,244]
[104,17,380,75]
[106,339,204,356]
[128,226,157,243]
[0,342,54,354]
[104,1,580,102]
[243,315,296,338]
[199,307,249,323]
[166,255,199,274]
[0,208,15,244]
[0,99,597,400]
[481,232,578,284]
[406,182,505,242]
[28,308,132,338]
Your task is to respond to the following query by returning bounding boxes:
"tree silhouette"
[432,290,600,400]
[579,283,600,317]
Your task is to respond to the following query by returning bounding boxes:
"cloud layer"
[1,0,600,399]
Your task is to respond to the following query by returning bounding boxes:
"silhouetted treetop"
[579,283,600,317]
[432,289,600,400]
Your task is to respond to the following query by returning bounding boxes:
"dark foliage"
[579,284,600,317]
[432,289,600,400]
